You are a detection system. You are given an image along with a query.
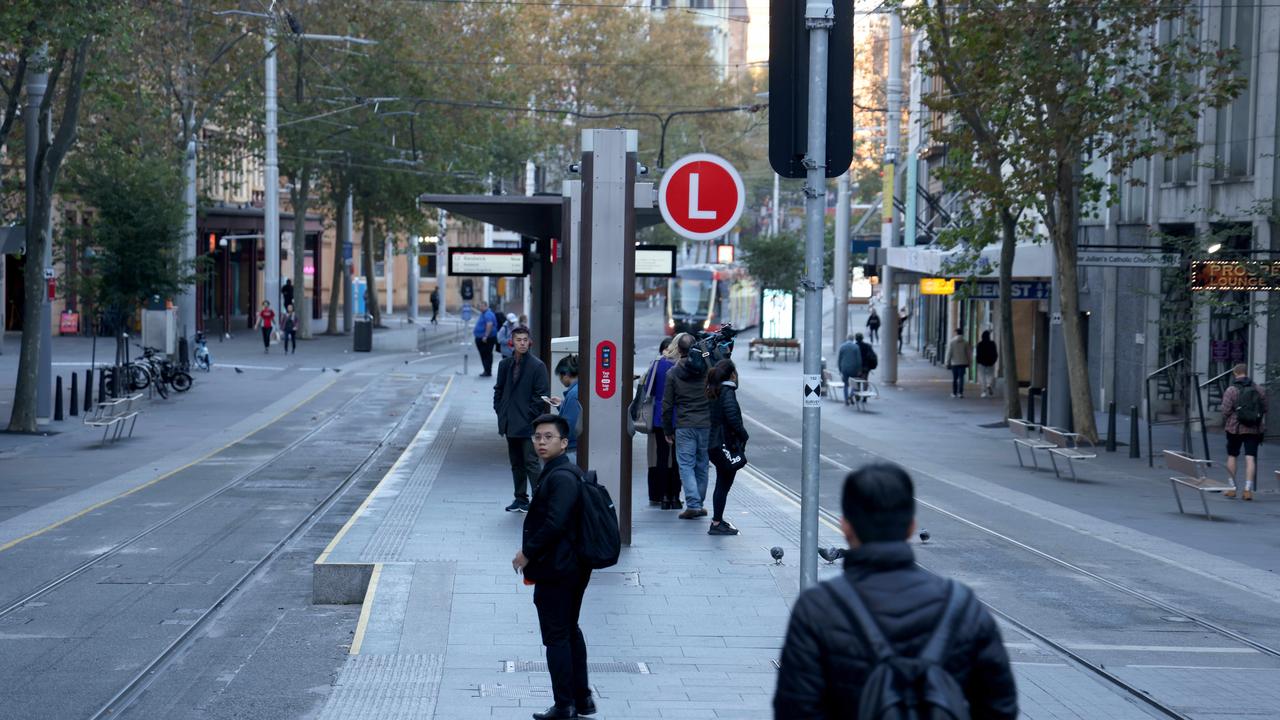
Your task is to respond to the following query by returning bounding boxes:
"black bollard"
[85,368,93,409]
[1105,401,1116,452]
[1129,406,1140,459]
[1027,392,1037,426]
[70,372,79,417]
[54,376,64,421]
[1040,392,1048,427]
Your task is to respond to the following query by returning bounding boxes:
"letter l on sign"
[688,174,716,220]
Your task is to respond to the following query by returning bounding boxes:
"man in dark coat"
[661,334,712,519]
[513,414,595,719]
[774,463,1018,719]
[494,326,550,512]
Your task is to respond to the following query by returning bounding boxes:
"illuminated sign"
[448,248,528,276]
[1191,261,1280,291]
[716,243,735,264]
[635,244,677,277]
[595,340,617,399]
[761,288,795,340]
[920,277,956,295]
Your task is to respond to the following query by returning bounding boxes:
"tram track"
[743,413,1280,718]
[82,375,445,720]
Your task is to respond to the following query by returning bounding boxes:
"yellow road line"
[0,377,340,555]
[315,374,454,565]
[348,563,383,656]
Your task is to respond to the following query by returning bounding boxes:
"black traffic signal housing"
[769,0,853,179]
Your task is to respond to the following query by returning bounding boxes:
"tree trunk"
[360,209,381,327]
[289,169,310,338]
[326,192,344,334]
[998,207,1022,420]
[1052,166,1099,443]
[8,196,49,431]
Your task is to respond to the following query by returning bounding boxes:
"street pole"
[799,0,833,591]
[263,24,281,322]
[384,235,393,316]
[408,235,419,322]
[436,208,448,318]
[771,172,781,236]
[27,46,52,419]
[833,171,850,352]
[343,189,354,333]
[181,114,198,343]
[879,10,903,384]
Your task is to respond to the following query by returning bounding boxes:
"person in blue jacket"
[550,355,581,465]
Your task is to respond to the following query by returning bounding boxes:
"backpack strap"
[825,574,896,663]
[919,580,966,664]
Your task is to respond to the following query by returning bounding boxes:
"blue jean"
[674,427,710,509]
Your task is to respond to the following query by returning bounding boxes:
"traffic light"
[769,0,853,179]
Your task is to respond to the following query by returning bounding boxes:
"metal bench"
[849,378,878,411]
[755,347,777,368]
[822,367,846,402]
[1164,450,1233,519]
[83,393,142,446]
[1009,419,1054,470]
[1042,426,1096,481]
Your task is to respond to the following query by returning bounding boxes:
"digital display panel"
[448,248,528,277]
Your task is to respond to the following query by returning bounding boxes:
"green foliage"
[739,226,835,295]
[73,149,195,314]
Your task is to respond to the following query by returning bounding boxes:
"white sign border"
[657,152,746,241]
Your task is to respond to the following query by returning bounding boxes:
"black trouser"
[507,436,540,502]
[711,463,738,522]
[261,326,272,349]
[475,337,495,374]
[868,326,878,343]
[431,304,439,323]
[951,365,966,396]
[533,569,592,709]
[648,431,682,502]
[283,329,297,353]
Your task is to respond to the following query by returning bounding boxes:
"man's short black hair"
[841,463,915,543]
[855,332,864,341]
[533,413,569,439]
[511,325,531,338]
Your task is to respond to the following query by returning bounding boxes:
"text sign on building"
[657,153,745,240]
[970,280,1052,300]
[1191,260,1280,291]
[1077,250,1180,268]
[920,277,956,295]
[635,244,677,277]
[447,247,529,277]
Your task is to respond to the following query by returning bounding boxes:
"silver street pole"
[833,172,850,352]
[263,23,281,321]
[181,114,198,344]
[880,10,903,383]
[343,188,354,333]
[771,172,781,236]
[436,208,448,318]
[800,0,833,591]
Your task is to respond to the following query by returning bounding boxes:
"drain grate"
[503,660,648,674]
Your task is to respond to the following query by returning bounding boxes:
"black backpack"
[827,576,971,720]
[1235,379,1266,427]
[860,342,879,372]
[571,467,621,570]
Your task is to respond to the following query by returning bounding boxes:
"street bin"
[354,319,373,352]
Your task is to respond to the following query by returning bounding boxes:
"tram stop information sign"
[657,153,746,241]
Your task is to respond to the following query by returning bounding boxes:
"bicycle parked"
[193,332,212,372]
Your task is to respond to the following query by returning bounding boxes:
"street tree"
[893,0,1241,441]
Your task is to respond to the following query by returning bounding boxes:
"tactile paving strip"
[507,660,649,674]
[316,653,444,720]
[359,408,460,561]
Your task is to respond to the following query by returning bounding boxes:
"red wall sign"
[595,340,617,399]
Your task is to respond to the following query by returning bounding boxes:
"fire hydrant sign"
[595,340,617,399]
[657,153,745,241]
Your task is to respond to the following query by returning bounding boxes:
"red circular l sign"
[657,153,745,241]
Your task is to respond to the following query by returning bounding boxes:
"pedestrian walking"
[281,278,294,310]
[497,313,519,360]
[1221,363,1268,501]
[774,463,1019,719]
[474,300,498,376]
[865,307,881,344]
[430,288,440,324]
[976,330,998,398]
[662,333,712,519]
[945,327,971,398]
[512,414,596,720]
[707,359,748,536]
[855,332,877,384]
[549,355,581,466]
[255,300,275,353]
[836,334,863,406]
[897,307,910,354]
[647,337,684,510]
[494,325,550,513]
[282,304,298,355]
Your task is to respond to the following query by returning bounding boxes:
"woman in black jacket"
[707,359,748,536]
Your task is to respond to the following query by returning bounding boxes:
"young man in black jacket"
[494,326,550,513]
[513,414,595,719]
[774,463,1018,719]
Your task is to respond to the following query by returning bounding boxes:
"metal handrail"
[1145,357,1189,467]
[1198,368,1233,390]
[1146,357,1185,381]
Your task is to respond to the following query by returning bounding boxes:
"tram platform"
[310,372,1165,719]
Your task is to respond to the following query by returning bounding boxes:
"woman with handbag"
[706,359,748,536]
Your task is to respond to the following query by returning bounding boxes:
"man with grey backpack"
[774,463,1018,719]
